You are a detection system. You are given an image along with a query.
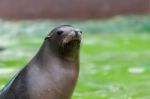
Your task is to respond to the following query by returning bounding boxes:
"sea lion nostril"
[74,31,78,37]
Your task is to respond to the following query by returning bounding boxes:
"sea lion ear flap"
[45,30,55,40]
[44,35,52,40]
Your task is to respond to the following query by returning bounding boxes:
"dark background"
[0,0,149,20]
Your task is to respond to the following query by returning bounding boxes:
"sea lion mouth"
[67,38,81,43]
[62,34,81,46]
[66,39,80,46]
[61,38,81,55]
[65,39,81,48]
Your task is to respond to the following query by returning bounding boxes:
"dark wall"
[0,0,149,20]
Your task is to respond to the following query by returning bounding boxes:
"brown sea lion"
[0,25,82,99]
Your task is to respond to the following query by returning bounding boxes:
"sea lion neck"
[28,38,80,99]
[35,39,60,61]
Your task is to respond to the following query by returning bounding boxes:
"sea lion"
[0,25,82,99]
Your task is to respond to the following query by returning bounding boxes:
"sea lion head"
[45,25,82,59]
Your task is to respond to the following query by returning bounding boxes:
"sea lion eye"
[57,30,63,35]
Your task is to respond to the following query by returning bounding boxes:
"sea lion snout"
[75,30,82,37]
[72,29,82,38]
[66,29,81,41]
[63,27,82,43]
